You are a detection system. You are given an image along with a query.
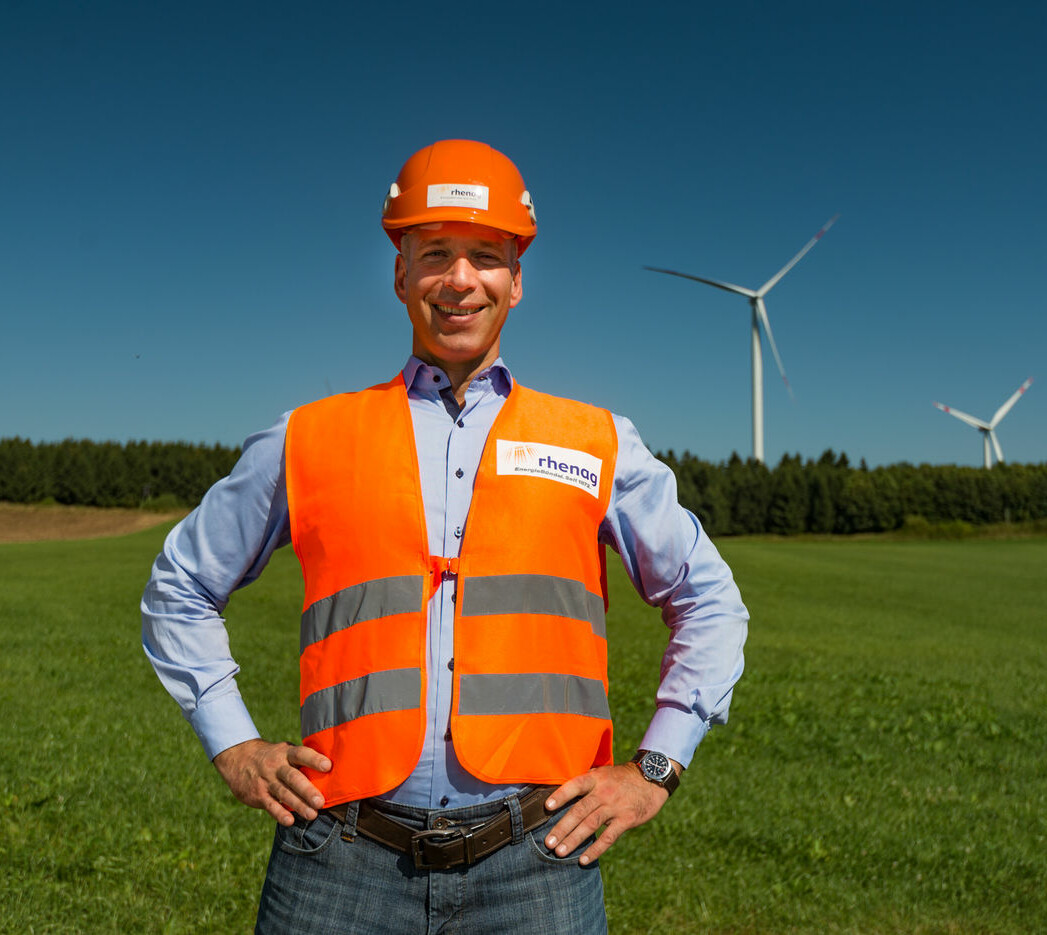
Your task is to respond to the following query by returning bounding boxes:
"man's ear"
[509,262,523,309]
[394,253,408,303]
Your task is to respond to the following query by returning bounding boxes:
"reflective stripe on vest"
[286,375,618,805]
[300,574,425,653]
[461,573,606,640]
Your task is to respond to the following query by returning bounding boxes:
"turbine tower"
[933,377,1034,468]
[645,216,838,463]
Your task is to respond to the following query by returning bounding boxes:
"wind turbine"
[933,377,1034,468]
[645,215,838,463]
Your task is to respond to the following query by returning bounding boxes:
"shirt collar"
[402,356,514,399]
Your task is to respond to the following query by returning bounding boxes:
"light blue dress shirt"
[141,357,748,809]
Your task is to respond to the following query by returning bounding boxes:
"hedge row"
[0,437,240,508]
[660,449,1047,536]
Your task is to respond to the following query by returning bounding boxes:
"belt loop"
[339,800,360,843]
[506,793,524,845]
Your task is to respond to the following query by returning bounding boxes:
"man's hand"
[212,739,332,826]
[543,759,681,865]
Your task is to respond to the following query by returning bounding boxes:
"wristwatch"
[630,750,680,795]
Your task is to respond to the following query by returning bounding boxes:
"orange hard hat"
[381,140,536,255]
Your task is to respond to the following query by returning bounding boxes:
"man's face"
[394,222,523,376]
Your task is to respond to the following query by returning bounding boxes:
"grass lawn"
[1,525,1043,933]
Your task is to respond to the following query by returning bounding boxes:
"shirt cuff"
[189,691,262,761]
[639,705,710,769]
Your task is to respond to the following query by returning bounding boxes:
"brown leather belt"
[324,785,555,871]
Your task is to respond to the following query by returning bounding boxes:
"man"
[142,139,748,934]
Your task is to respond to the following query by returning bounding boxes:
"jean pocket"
[525,812,599,868]
[276,811,340,857]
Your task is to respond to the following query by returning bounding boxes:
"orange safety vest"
[285,374,618,806]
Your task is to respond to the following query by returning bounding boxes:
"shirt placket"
[429,377,490,806]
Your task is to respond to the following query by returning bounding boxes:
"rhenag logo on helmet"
[496,440,602,498]
[427,183,490,211]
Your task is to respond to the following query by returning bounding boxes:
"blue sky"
[2,1,1044,468]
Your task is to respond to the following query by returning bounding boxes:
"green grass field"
[1,525,1044,933]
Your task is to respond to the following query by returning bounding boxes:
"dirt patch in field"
[0,503,186,544]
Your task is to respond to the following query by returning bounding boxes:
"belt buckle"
[410,826,471,870]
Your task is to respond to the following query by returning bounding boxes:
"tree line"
[2,437,1046,534]
[660,449,1047,535]
[0,437,240,509]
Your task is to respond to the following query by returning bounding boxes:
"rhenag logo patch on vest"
[496,440,602,498]
[427,183,490,211]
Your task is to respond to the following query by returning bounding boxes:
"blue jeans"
[255,792,606,934]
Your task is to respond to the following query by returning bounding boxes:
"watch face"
[640,751,672,782]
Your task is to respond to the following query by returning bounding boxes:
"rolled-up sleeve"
[600,415,748,768]
[140,414,293,760]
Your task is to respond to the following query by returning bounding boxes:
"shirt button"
[440,796,450,807]
[451,591,456,604]
[433,374,440,382]
[454,526,462,538]
[457,419,464,428]
[447,658,454,671]
[444,729,452,742]
[455,468,464,479]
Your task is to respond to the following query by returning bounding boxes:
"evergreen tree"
[685,455,731,536]
[806,467,835,534]
[725,454,772,534]
[767,454,807,535]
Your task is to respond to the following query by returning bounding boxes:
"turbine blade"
[990,376,1034,427]
[990,430,1004,463]
[643,266,757,298]
[757,215,839,297]
[755,297,792,398]
[933,401,990,430]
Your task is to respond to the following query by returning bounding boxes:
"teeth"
[434,304,480,317]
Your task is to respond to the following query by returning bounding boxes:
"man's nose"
[443,256,479,291]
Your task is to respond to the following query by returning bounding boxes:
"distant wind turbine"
[645,215,839,463]
[933,377,1034,468]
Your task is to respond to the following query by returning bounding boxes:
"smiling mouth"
[432,303,482,317]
